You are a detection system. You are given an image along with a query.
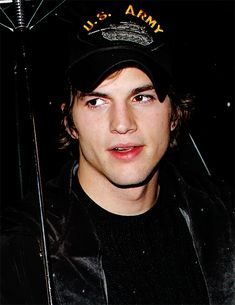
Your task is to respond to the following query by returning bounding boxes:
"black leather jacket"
[1,160,234,305]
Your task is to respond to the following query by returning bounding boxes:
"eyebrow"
[80,84,155,99]
[80,91,109,99]
[131,84,155,95]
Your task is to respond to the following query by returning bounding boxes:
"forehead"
[93,67,154,91]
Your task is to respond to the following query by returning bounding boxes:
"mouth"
[112,146,136,152]
[109,143,142,151]
[108,144,144,160]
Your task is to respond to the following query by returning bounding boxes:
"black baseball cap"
[67,3,173,102]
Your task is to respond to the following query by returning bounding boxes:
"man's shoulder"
[1,160,76,241]
[164,160,234,216]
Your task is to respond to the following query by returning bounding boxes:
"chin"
[108,169,158,189]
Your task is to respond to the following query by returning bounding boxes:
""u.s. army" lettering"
[125,4,163,33]
[83,4,164,34]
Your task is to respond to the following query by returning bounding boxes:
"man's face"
[71,67,173,187]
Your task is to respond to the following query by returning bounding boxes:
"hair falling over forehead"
[59,83,195,151]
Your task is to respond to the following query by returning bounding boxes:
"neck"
[77,168,160,216]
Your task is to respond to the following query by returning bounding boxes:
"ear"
[61,102,66,112]
[62,110,79,140]
[63,116,79,139]
[170,107,181,131]
[170,119,178,131]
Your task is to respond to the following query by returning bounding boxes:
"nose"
[110,102,137,134]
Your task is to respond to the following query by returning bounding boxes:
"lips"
[108,144,144,160]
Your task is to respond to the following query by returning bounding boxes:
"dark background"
[0,0,234,208]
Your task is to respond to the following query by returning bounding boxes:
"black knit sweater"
[73,178,209,305]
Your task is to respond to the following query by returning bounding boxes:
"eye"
[86,98,106,108]
[133,94,156,104]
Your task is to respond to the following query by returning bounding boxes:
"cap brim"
[67,46,171,102]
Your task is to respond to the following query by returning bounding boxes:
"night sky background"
[0,0,234,208]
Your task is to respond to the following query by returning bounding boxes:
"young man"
[1,3,234,305]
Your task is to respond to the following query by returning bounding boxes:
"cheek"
[149,108,172,132]
[75,118,104,153]
[147,110,172,149]
[74,110,108,143]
